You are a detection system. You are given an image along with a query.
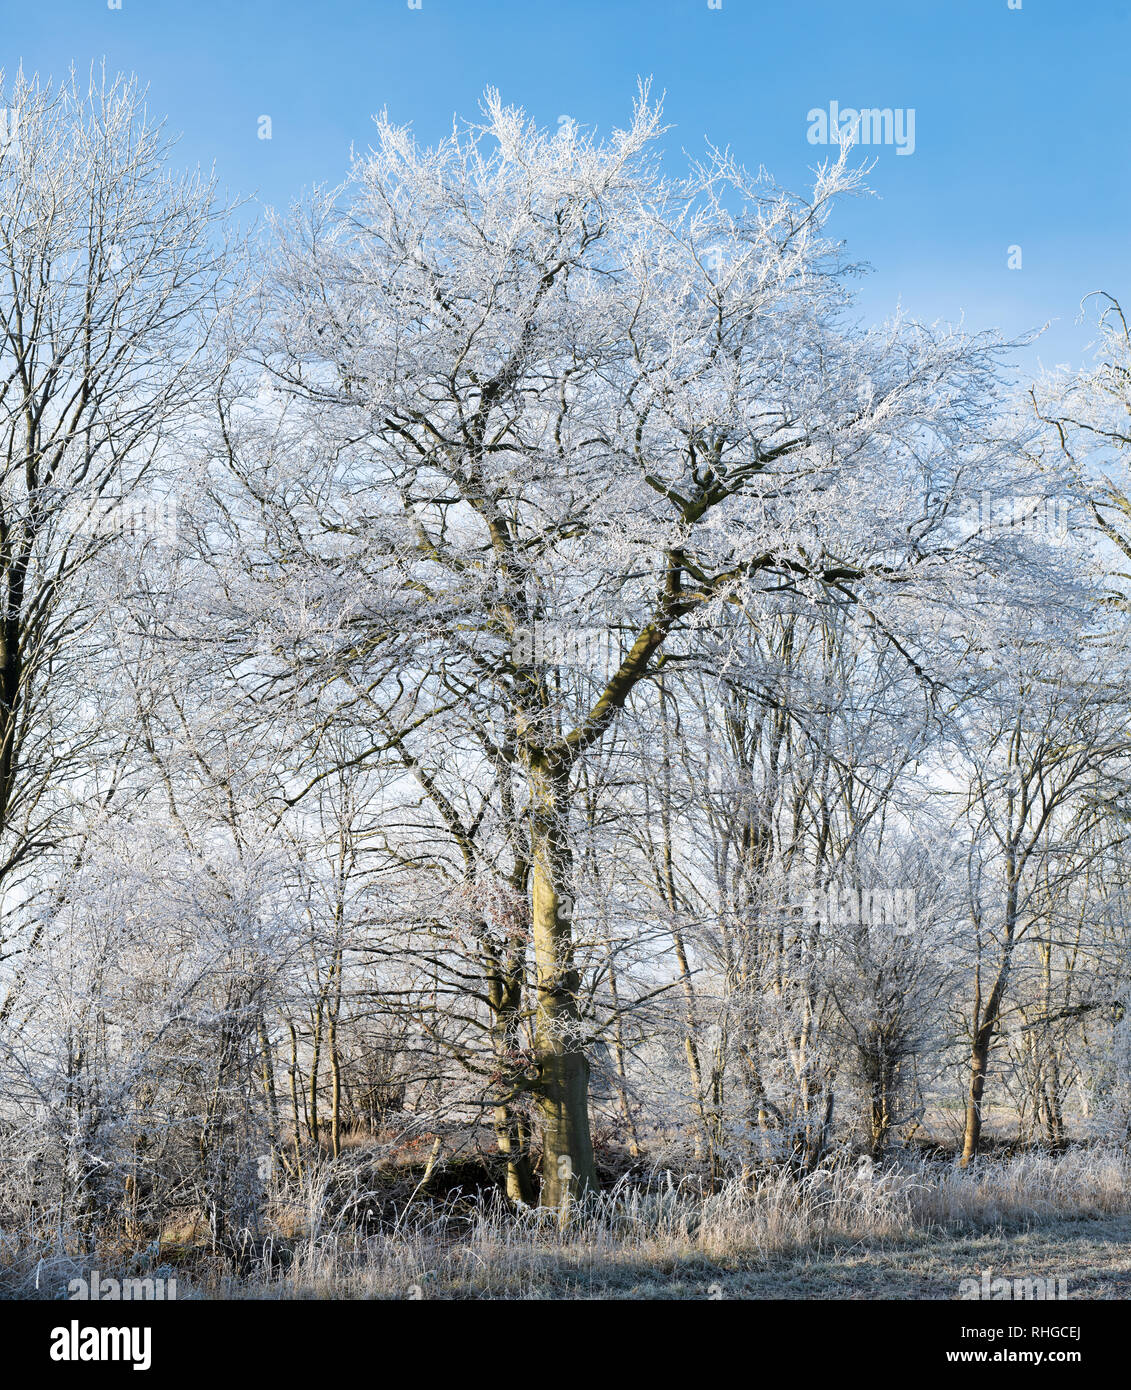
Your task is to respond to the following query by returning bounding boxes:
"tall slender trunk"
[307,1000,322,1149]
[962,771,1023,1167]
[607,949,641,1158]
[328,1013,342,1160]
[657,677,708,1158]
[483,933,537,1205]
[256,1012,291,1177]
[527,754,596,1207]
[287,1019,304,1182]
[962,940,1014,1166]
[327,940,344,1160]
[962,1024,994,1166]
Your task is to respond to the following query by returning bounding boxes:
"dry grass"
[910,1149,1131,1227]
[6,1148,1131,1300]
[204,1147,1131,1300]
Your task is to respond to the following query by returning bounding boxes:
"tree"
[952,630,1129,1164]
[0,66,236,1014]
[243,90,1036,1204]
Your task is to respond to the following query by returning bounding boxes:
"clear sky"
[5,0,1127,375]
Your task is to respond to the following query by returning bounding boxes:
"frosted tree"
[0,67,237,1018]
[230,89,1046,1203]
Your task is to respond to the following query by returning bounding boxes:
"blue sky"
[6,0,1128,375]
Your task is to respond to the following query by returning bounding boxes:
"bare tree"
[0,67,237,1010]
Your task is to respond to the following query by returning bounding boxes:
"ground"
[572,1216,1131,1301]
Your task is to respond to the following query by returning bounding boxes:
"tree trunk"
[483,931,537,1205]
[962,971,1008,1164]
[607,949,642,1158]
[287,1019,304,1182]
[493,1104,536,1205]
[527,754,597,1207]
[961,861,1018,1167]
[961,1027,992,1166]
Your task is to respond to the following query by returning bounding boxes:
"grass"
[5,1148,1131,1300]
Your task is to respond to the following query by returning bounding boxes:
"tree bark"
[527,754,597,1207]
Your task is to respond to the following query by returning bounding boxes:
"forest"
[1,69,1131,1302]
